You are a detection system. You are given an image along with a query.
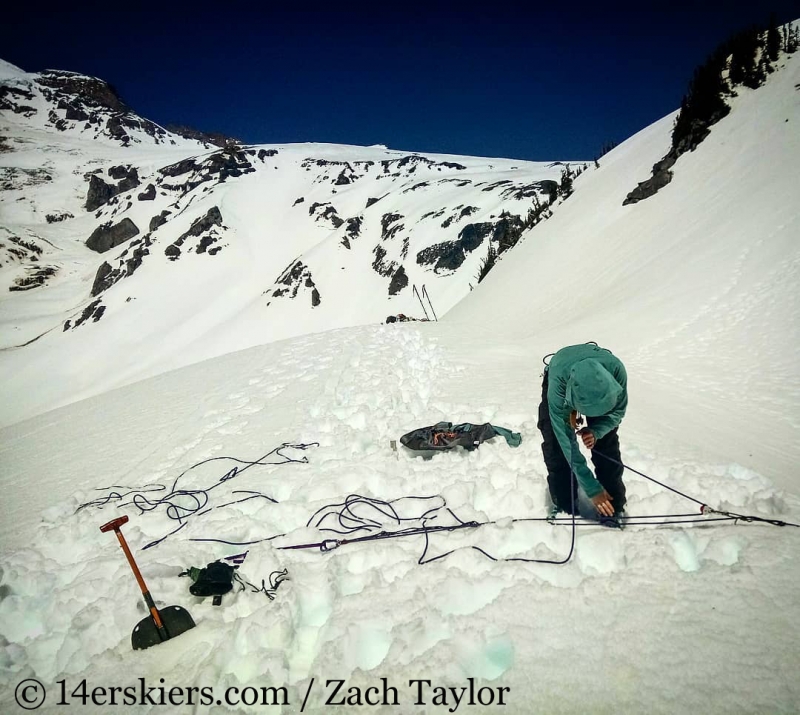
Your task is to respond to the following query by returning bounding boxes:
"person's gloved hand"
[577,427,596,449]
[591,489,615,516]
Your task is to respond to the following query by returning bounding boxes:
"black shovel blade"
[131,605,196,650]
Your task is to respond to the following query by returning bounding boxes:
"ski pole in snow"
[421,284,438,321]
[413,284,430,321]
[100,515,196,650]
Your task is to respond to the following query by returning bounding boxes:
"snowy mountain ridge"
[1,60,579,426]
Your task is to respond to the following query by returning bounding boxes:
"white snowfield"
[1,47,800,715]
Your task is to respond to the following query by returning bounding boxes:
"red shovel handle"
[100,515,130,533]
[99,514,166,633]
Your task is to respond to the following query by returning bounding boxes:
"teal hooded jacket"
[546,344,627,498]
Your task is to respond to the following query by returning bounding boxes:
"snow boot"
[599,511,626,530]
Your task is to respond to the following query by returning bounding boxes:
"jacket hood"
[565,359,622,416]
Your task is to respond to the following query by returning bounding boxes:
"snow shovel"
[100,515,196,650]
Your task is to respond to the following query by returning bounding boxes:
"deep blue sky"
[3,4,799,160]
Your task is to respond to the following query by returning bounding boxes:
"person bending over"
[538,343,627,525]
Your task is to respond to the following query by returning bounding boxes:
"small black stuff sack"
[189,561,235,598]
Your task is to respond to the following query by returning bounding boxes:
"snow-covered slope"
[1,61,576,427]
[448,45,800,489]
[1,44,799,715]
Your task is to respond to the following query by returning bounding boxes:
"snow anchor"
[593,452,800,528]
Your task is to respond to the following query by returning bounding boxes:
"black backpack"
[188,561,235,601]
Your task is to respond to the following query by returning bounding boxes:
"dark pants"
[538,371,626,514]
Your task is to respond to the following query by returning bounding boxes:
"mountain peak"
[0,58,27,80]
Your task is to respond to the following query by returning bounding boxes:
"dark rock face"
[34,70,176,145]
[293,197,305,206]
[7,236,43,257]
[46,211,74,223]
[442,205,480,228]
[160,158,197,178]
[108,165,130,180]
[334,165,356,185]
[85,165,140,211]
[86,218,140,253]
[0,167,52,191]
[2,236,45,285]
[9,265,57,292]
[372,246,394,277]
[388,265,408,295]
[371,246,408,295]
[417,222,493,273]
[149,210,171,231]
[258,148,278,160]
[89,232,154,296]
[91,261,113,296]
[623,155,676,205]
[138,183,156,201]
[481,180,512,192]
[36,71,128,113]
[490,214,526,254]
[379,155,467,176]
[165,124,239,148]
[270,259,321,307]
[308,202,344,228]
[380,213,404,241]
[0,85,37,116]
[496,180,557,201]
[366,197,382,208]
[85,175,115,211]
[164,207,224,260]
[159,146,256,193]
[420,208,446,222]
[66,297,106,330]
[340,217,363,249]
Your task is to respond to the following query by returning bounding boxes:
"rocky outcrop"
[64,298,106,330]
[417,222,492,273]
[90,234,154,295]
[623,155,676,205]
[308,202,344,228]
[164,207,224,260]
[388,266,408,295]
[158,146,256,194]
[165,124,239,148]
[441,205,479,228]
[149,210,171,231]
[269,260,321,307]
[0,85,36,116]
[85,175,115,211]
[137,183,156,201]
[380,213,404,241]
[371,246,408,295]
[86,218,140,253]
[85,165,140,211]
[46,211,74,223]
[500,180,558,201]
[341,217,363,249]
[0,167,52,191]
[91,261,113,296]
[379,155,466,176]
[34,70,174,145]
[9,265,57,292]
